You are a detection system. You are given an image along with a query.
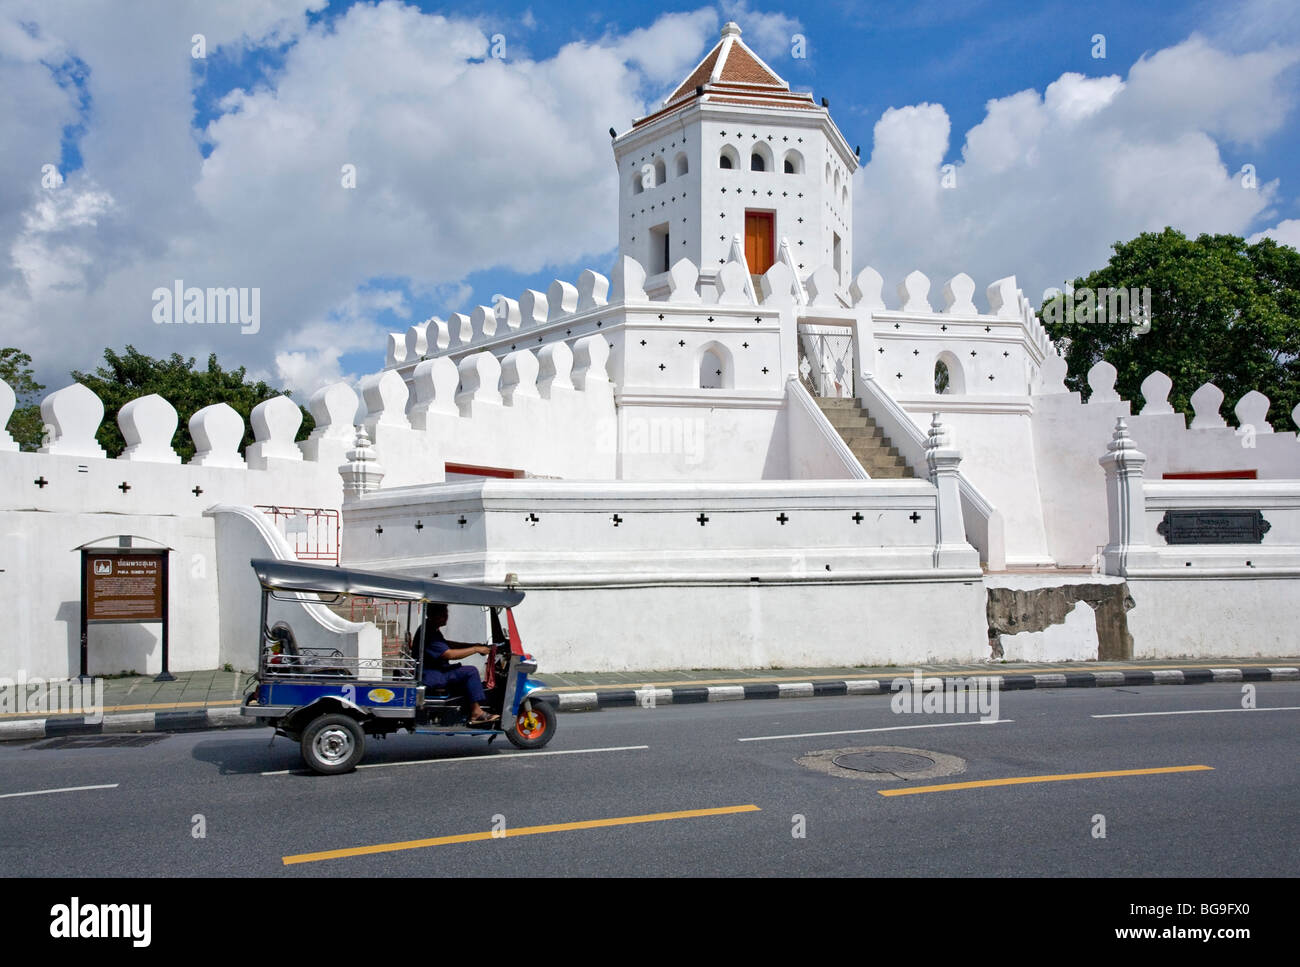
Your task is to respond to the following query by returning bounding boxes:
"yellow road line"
[282,804,761,865]
[878,764,1213,797]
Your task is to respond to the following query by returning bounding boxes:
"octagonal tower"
[613,22,857,299]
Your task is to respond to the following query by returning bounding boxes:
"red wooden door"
[744,211,774,275]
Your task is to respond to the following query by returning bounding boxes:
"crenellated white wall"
[354,335,619,485]
[859,269,1053,398]
[1033,362,1300,566]
[0,386,343,517]
[0,383,354,678]
[383,256,853,483]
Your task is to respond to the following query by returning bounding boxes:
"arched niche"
[698,341,734,389]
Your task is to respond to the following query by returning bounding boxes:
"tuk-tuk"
[240,558,557,774]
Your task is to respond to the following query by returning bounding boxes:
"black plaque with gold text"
[1156,510,1271,545]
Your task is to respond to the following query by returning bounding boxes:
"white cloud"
[1043,73,1124,123]
[0,1,713,397]
[1248,218,1300,249]
[264,287,410,394]
[613,9,717,87]
[1117,35,1300,145]
[719,1,801,63]
[9,183,116,298]
[1202,0,1300,53]
[853,36,1299,304]
[1,4,1296,404]
[439,282,473,312]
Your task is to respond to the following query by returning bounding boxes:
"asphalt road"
[0,683,1296,877]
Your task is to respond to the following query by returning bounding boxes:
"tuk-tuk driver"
[415,603,499,725]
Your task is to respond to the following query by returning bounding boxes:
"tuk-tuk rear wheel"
[301,713,365,775]
[505,698,556,750]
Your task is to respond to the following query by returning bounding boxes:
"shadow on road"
[189,728,506,776]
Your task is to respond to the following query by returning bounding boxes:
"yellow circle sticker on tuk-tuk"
[366,688,395,704]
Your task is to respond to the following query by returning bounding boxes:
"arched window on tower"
[675,152,689,177]
[751,143,772,172]
[654,158,666,186]
[934,352,965,394]
[935,360,950,394]
[783,149,803,174]
[719,145,739,169]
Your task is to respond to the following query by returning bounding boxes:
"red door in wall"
[744,211,775,276]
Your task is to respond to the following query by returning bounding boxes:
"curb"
[547,666,1300,711]
[1,706,260,742]
[1,666,1295,739]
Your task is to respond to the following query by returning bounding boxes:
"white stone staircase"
[814,398,917,479]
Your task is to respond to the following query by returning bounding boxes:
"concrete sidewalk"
[1,659,1296,741]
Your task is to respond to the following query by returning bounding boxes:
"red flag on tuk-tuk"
[506,608,525,656]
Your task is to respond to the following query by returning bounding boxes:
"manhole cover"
[796,745,966,782]
[832,751,935,774]
[33,734,168,750]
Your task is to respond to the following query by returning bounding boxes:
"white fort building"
[3,23,1299,678]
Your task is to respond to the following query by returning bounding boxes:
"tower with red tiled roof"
[613,22,857,299]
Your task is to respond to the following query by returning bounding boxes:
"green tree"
[0,348,47,450]
[1040,228,1300,433]
[69,346,315,460]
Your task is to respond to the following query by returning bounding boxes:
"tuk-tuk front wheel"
[301,713,365,774]
[506,698,556,750]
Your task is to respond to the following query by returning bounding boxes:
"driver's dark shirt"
[420,627,454,672]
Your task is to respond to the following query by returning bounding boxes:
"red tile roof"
[716,42,782,87]
[635,23,813,130]
[665,46,724,105]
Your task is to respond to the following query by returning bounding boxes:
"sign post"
[78,544,173,682]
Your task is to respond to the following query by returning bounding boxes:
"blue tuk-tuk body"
[240,558,557,774]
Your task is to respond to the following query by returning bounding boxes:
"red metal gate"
[256,506,340,564]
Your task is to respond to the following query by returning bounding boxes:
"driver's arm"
[442,644,490,661]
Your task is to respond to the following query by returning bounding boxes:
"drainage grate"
[796,745,966,783]
[832,750,936,775]
[32,734,168,750]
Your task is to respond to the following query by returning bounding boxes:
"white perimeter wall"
[1127,577,1300,658]
[494,581,988,674]
[0,511,219,678]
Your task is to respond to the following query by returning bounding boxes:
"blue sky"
[2,0,1297,397]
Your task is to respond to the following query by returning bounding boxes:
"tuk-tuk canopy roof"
[250,558,524,607]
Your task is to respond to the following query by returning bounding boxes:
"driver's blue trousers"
[423,666,486,704]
